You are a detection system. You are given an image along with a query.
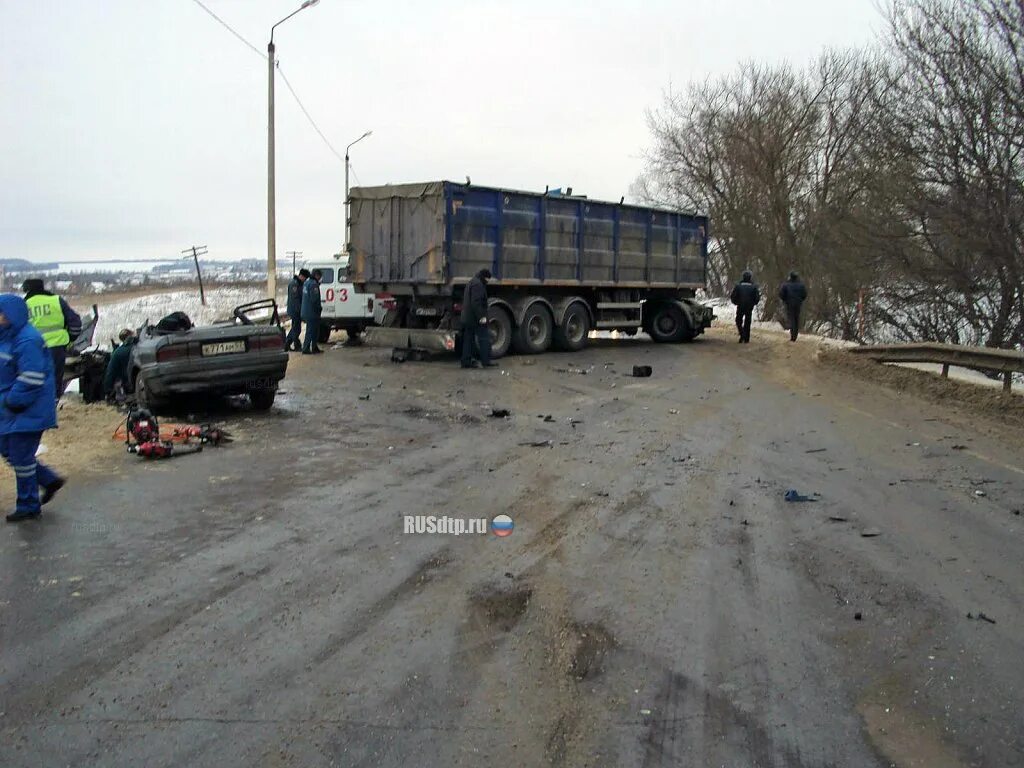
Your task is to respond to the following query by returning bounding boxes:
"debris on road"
[669,408,679,414]
[805,448,827,454]
[967,612,997,624]
[828,515,849,522]
[974,489,987,497]
[519,439,553,448]
[632,365,652,377]
[854,612,863,620]
[860,527,882,537]
[490,408,511,419]
[784,489,817,502]
[358,394,371,401]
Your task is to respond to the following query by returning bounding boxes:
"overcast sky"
[1,0,883,264]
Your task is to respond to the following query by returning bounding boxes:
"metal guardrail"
[848,342,1023,393]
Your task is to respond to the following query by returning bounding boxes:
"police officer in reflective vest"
[22,279,82,401]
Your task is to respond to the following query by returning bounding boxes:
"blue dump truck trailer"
[350,181,713,357]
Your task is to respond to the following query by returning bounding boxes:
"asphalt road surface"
[2,328,1022,767]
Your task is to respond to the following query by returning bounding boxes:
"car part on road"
[967,612,997,624]
[490,408,511,418]
[632,365,653,377]
[784,489,817,502]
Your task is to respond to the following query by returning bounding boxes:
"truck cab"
[306,254,376,344]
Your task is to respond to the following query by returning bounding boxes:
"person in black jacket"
[301,270,323,354]
[729,270,760,343]
[460,269,494,368]
[778,271,808,341]
[284,269,310,352]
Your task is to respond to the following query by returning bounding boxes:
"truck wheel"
[249,388,276,411]
[512,303,553,354]
[317,323,332,344]
[648,303,689,343]
[488,306,514,359]
[553,302,590,352]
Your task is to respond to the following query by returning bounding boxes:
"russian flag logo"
[491,514,514,537]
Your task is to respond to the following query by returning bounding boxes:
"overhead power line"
[186,0,345,169]
[276,66,346,167]
[188,0,265,60]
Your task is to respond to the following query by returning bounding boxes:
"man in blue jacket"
[301,269,324,354]
[284,269,310,352]
[0,294,64,522]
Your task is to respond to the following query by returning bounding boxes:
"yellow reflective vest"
[25,294,71,348]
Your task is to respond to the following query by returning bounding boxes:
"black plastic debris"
[784,489,816,502]
[518,439,553,448]
[632,365,653,377]
[967,612,997,624]
[490,408,511,418]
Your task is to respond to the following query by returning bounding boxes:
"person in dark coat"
[460,269,494,368]
[301,269,323,354]
[22,278,82,401]
[0,294,64,522]
[778,271,808,342]
[284,269,310,352]
[103,329,137,399]
[730,270,760,343]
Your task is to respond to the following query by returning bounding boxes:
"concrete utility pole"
[287,251,303,275]
[268,0,320,302]
[345,131,372,250]
[182,245,208,306]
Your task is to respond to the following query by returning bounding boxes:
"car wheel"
[135,373,166,413]
[249,388,276,411]
[318,323,332,344]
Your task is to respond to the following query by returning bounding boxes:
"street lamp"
[344,130,372,251]
[267,0,320,302]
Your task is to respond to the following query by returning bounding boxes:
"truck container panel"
[350,181,707,289]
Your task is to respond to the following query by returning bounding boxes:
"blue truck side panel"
[350,181,708,288]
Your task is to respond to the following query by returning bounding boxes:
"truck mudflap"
[677,299,714,335]
[363,327,457,353]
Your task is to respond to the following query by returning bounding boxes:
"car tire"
[512,302,553,355]
[249,388,276,411]
[135,373,166,413]
[318,323,332,344]
[553,302,590,352]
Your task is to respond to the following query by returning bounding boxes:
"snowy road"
[2,327,1022,767]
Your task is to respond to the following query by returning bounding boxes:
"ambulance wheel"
[318,323,332,344]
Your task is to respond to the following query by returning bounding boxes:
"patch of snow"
[91,287,265,348]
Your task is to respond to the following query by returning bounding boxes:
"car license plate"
[202,340,245,356]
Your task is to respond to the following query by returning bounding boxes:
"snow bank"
[90,287,265,347]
